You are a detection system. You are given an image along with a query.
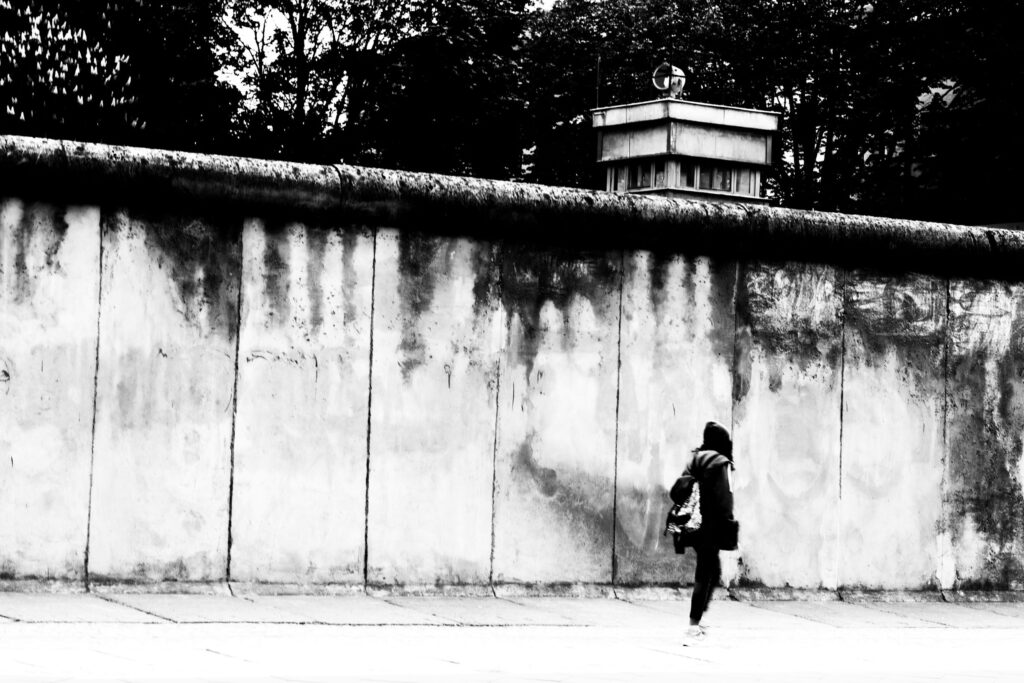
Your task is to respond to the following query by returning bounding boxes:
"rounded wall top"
[1,134,1022,280]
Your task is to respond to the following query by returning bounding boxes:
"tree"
[338,0,530,178]
[227,0,422,161]
[522,0,980,222]
[0,0,238,152]
[911,1,1024,225]
[114,0,240,153]
[0,0,138,140]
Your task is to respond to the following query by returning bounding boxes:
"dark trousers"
[690,540,721,623]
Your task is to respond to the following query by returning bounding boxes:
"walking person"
[670,421,737,646]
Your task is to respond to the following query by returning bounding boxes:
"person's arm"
[705,464,734,519]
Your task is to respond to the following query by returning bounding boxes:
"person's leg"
[702,547,721,615]
[689,543,713,625]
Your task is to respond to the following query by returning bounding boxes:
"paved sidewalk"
[1,593,1022,681]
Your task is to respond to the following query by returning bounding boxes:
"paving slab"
[248,594,454,625]
[0,593,160,622]
[965,602,1024,619]
[751,600,941,628]
[633,598,828,630]
[506,597,687,628]
[383,596,575,626]
[2,620,1024,682]
[860,602,1024,627]
[105,594,306,623]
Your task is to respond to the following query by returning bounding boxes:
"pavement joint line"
[743,601,842,627]
[855,602,953,627]
[368,597,464,626]
[93,594,176,623]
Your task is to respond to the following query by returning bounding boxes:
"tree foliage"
[338,0,529,177]
[226,0,418,160]
[1,0,1022,223]
[0,0,238,151]
[0,0,137,139]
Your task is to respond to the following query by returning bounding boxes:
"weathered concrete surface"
[491,247,621,583]
[732,262,844,589]
[6,136,1024,592]
[945,281,1024,590]
[614,252,736,584]
[0,200,99,579]
[230,220,373,583]
[330,165,1024,278]
[0,136,340,214]
[839,273,946,589]
[366,230,502,585]
[88,210,239,582]
[6,135,1024,278]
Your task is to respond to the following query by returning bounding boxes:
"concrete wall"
[492,245,621,584]
[230,219,373,584]
[2,136,1023,591]
[368,231,500,586]
[0,200,98,580]
[733,262,844,589]
[88,209,239,582]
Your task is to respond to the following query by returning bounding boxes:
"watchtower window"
[654,160,666,187]
[699,164,732,192]
[680,162,695,188]
[737,168,751,195]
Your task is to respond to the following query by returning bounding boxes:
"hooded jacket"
[669,422,735,544]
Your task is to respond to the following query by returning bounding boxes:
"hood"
[700,421,733,461]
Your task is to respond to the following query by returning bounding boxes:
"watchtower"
[592,63,779,204]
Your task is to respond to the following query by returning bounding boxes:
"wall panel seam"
[362,228,378,589]
[83,208,105,590]
[224,221,245,582]
[611,250,625,585]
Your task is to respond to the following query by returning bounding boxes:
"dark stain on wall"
[708,258,740,364]
[304,225,329,336]
[510,432,615,561]
[733,262,844,403]
[396,232,442,381]
[645,251,675,311]
[471,241,501,319]
[261,221,291,325]
[946,283,1024,587]
[126,209,241,338]
[628,251,736,380]
[844,273,946,368]
[486,244,621,379]
[340,228,361,327]
[8,203,69,303]
[514,440,559,497]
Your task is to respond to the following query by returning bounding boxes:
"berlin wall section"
[0,200,99,580]
[366,231,502,587]
[838,273,946,589]
[4,136,1024,592]
[87,210,240,583]
[946,281,1024,590]
[229,220,373,585]
[490,246,621,585]
[614,253,736,584]
[732,263,844,589]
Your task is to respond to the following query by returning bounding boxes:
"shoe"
[682,625,706,646]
